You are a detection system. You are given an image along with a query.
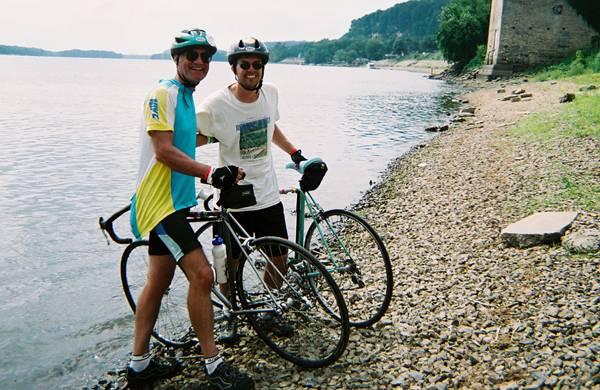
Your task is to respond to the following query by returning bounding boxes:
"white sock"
[205,354,224,375]
[129,352,152,372]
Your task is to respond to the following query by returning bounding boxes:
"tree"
[366,38,386,60]
[333,49,358,63]
[392,36,408,56]
[437,0,490,67]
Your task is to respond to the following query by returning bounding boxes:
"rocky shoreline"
[92,78,598,389]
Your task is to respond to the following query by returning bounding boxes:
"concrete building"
[480,0,598,77]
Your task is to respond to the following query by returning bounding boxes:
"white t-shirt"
[196,82,281,211]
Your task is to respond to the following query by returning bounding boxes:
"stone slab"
[501,212,578,248]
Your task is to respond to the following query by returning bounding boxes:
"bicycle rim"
[120,240,195,348]
[236,236,350,368]
[305,209,393,327]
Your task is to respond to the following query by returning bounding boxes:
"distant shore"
[371,58,449,74]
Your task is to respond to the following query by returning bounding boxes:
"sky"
[1,0,408,55]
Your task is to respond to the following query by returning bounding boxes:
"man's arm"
[151,131,212,180]
[273,124,307,164]
[196,107,216,147]
[196,133,210,147]
[272,124,297,155]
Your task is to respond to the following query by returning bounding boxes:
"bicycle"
[280,157,394,328]
[99,193,350,368]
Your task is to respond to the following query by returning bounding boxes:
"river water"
[0,55,463,389]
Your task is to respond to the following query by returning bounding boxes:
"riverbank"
[372,58,449,74]
[93,77,598,389]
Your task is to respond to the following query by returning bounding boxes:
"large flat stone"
[501,212,578,248]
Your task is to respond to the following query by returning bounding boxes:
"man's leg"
[178,247,253,387]
[264,253,287,289]
[255,203,289,289]
[132,254,176,355]
[178,247,218,358]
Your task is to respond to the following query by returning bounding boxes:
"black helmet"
[171,29,217,59]
[227,37,269,65]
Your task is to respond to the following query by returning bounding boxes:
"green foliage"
[0,44,123,58]
[365,38,386,60]
[534,47,600,81]
[436,0,490,67]
[463,44,486,71]
[0,45,49,56]
[268,0,450,65]
[345,0,451,38]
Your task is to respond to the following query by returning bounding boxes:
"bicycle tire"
[236,236,350,368]
[120,240,196,348]
[304,209,393,328]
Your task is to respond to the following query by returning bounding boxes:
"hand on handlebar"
[291,149,307,165]
[210,165,245,189]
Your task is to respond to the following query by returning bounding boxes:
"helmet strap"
[235,68,265,95]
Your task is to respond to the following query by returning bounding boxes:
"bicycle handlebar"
[285,157,325,174]
[98,204,133,245]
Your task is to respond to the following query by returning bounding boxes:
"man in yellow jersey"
[128,29,254,389]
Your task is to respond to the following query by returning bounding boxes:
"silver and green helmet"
[227,37,269,65]
[171,29,217,58]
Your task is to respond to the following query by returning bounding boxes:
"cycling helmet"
[171,29,217,58]
[227,37,269,65]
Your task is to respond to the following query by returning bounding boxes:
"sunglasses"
[239,61,263,70]
[185,50,212,64]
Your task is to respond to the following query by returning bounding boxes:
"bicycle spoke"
[237,237,349,368]
[305,210,393,327]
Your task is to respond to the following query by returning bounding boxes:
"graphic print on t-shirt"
[237,117,269,160]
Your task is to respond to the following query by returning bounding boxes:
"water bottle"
[211,235,227,284]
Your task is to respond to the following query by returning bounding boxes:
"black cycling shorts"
[148,208,201,262]
[216,202,288,259]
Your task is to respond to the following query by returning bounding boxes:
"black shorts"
[148,208,201,262]
[217,202,288,258]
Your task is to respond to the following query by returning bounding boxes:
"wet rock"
[425,124,449,132]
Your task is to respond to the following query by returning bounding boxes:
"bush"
[464,44,486,71]
[437,0,490,68]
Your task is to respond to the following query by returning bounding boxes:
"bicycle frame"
[100,205,305,318]
[281,188,353,277]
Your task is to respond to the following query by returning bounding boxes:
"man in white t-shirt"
[196,37,307,340]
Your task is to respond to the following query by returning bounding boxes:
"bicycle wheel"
[120,240,196,348]
[305,209,393,328]
[236,236,350,368]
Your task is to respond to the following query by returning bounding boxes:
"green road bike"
[280,158,394,328]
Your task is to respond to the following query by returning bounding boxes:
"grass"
[507,89,600,213]
[533,47,600,82]
[510,93,600,141]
